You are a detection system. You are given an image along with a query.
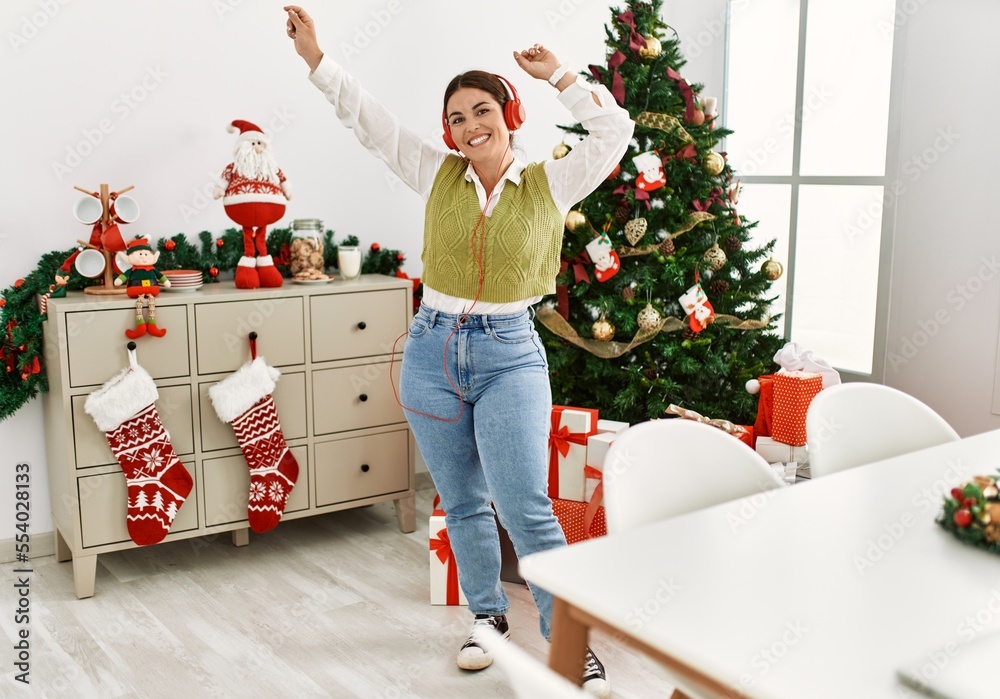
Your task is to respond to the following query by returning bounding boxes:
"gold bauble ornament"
[592,314,615,341]
[624,217,648,245]
[565,210,587,232]
[703,151,725,176]
[553,143,571,160]
[703,243,727,271]
[638,36,662,61]
[637,303,662,331]
[762,258,784,281]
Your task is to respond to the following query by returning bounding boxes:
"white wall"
[0,0,621,541]
[882,0,1000,436]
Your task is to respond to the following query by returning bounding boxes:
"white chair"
[473,627,590,699]
[602,419,786,535]
[600,419,786,699]
[806,382,960,478]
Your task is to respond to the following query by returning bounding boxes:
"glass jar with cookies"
[289,219,329,282]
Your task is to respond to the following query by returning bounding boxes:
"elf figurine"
[115,235,171,338]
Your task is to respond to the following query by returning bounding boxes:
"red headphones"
[442,74,526,152]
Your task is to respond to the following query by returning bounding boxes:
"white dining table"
[519,429,1000,698]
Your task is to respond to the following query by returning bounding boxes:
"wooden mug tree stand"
[74,183,133,296]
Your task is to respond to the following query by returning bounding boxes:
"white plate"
[292,277,333,284]
[164,286,202,293]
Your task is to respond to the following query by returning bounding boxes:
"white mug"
[73,196,103,225]
[109,194,140,224]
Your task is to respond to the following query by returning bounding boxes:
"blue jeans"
[400,304,567,639]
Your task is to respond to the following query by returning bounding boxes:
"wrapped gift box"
[597,419,629,435]
[429,507,468,606]
[585,432,616,502]
[756,436,808,466]
[548,405,599,502]
[552,497,606,545]
[771,371,822,446]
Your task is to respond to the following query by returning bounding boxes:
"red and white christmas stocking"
[84,349,193,546]
[209,353,299,533]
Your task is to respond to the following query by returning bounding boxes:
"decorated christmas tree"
[538,0,784,425]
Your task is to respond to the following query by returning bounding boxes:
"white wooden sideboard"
[41,275,416,598]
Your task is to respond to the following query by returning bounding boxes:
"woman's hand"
[513,44,561,82]
[284,6,324,73]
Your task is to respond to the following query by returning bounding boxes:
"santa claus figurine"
[214,119,291,289]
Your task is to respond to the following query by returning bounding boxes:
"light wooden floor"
[3,483,674,698]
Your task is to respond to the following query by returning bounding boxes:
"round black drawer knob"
[360,464,370,473]
[357,321,367,330]
[359,394,368,402]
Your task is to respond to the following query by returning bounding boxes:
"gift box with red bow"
[548,405,599,502]
[429,499,468,606]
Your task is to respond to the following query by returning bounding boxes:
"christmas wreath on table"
[937,474,1000,554]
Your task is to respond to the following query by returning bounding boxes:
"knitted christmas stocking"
[84,350,193,546]
[209,356,299,533]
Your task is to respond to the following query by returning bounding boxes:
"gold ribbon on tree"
[617,211,716,257]
[665,404,748,436]
[635,111,694,143]
[535,305,772,359]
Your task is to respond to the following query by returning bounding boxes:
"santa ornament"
[213,120,291,289]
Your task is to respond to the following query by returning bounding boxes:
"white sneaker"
[457,614,510,670]
[582,648,611,698]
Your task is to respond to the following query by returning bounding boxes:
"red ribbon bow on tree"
[613,182,652,208]
[556,250,591,320]
[616,10,650,52]
[692,186,725,212]
[667,67,697,122]
[589,50,628,106]
[430,527,461,605]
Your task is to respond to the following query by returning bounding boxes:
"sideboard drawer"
[202,445,309,526]
[198,371,307,452]
[66,306,190,387]
[72,384,195,469]
[194,298,305,375]
[314,430,409,507]
[313,361,404,435]
[311,290,407,362]
[79,463,199,548]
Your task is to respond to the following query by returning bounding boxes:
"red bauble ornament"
[607,163,621,180]
[396,253,404,262]
[951,487,965,501]
[371,243,381,252]
[164,240,176,251]
[14,279,24,288]
[954,509,973,528]
[216,239,225,249]
[0,299,5,308]
[208,267,219,278]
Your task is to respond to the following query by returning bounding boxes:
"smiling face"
[445,87,511,168]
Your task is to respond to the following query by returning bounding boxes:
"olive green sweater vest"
[422,155,564,303]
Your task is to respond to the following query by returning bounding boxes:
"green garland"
[936,473,1000,555]
[0,231,406,422]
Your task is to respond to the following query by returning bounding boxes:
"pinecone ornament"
[658,238,675,256]
[622,286,636,301]
[724,235,742,253]
[710,279,729,295]
[644,366,658,380]
[615,206,631,226]
[682,327,697,340]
